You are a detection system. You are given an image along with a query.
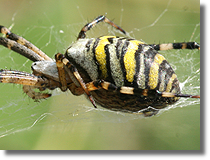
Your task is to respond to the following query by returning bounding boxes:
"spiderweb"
[0,0,200,149]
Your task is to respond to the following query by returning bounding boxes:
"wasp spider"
[0,15,200,116]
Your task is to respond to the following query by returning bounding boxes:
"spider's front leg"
[0,70,60,99]
[23,85,50,100]
[55,53,97,108]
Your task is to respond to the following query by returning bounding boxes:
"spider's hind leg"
[149,42,200,51]
[86,79,200,98]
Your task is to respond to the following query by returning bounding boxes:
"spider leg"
[86,79,200,98]
[0,25,53,62]
[0,69,60,99]
[55,53,97,108]
[55,54,68,91]
[149,42,200,51]
[68,83,84,96]
[22,85,51,100]
[31,60,84,96]
[77,15,126,40]
[55,54,84,94]
[0,36,45,62]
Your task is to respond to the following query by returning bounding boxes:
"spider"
[0,15,200,116]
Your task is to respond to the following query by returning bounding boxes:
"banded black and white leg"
[77,15,126,39]
[149,42,200,51]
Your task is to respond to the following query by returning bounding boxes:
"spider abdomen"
[65,36,181,115]
[66,36,180,92]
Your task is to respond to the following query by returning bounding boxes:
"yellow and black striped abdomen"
[65,36,181,114]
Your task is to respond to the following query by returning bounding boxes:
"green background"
[0,0,200,150]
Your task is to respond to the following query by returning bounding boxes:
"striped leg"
[55,54,68,91]
[55,53,84,95]
[0,25,52,62]
[0,70,60,99]
[55,53,97,108]
[149,42,200,51]
[86,79,200,98]
[77,15,126,39]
